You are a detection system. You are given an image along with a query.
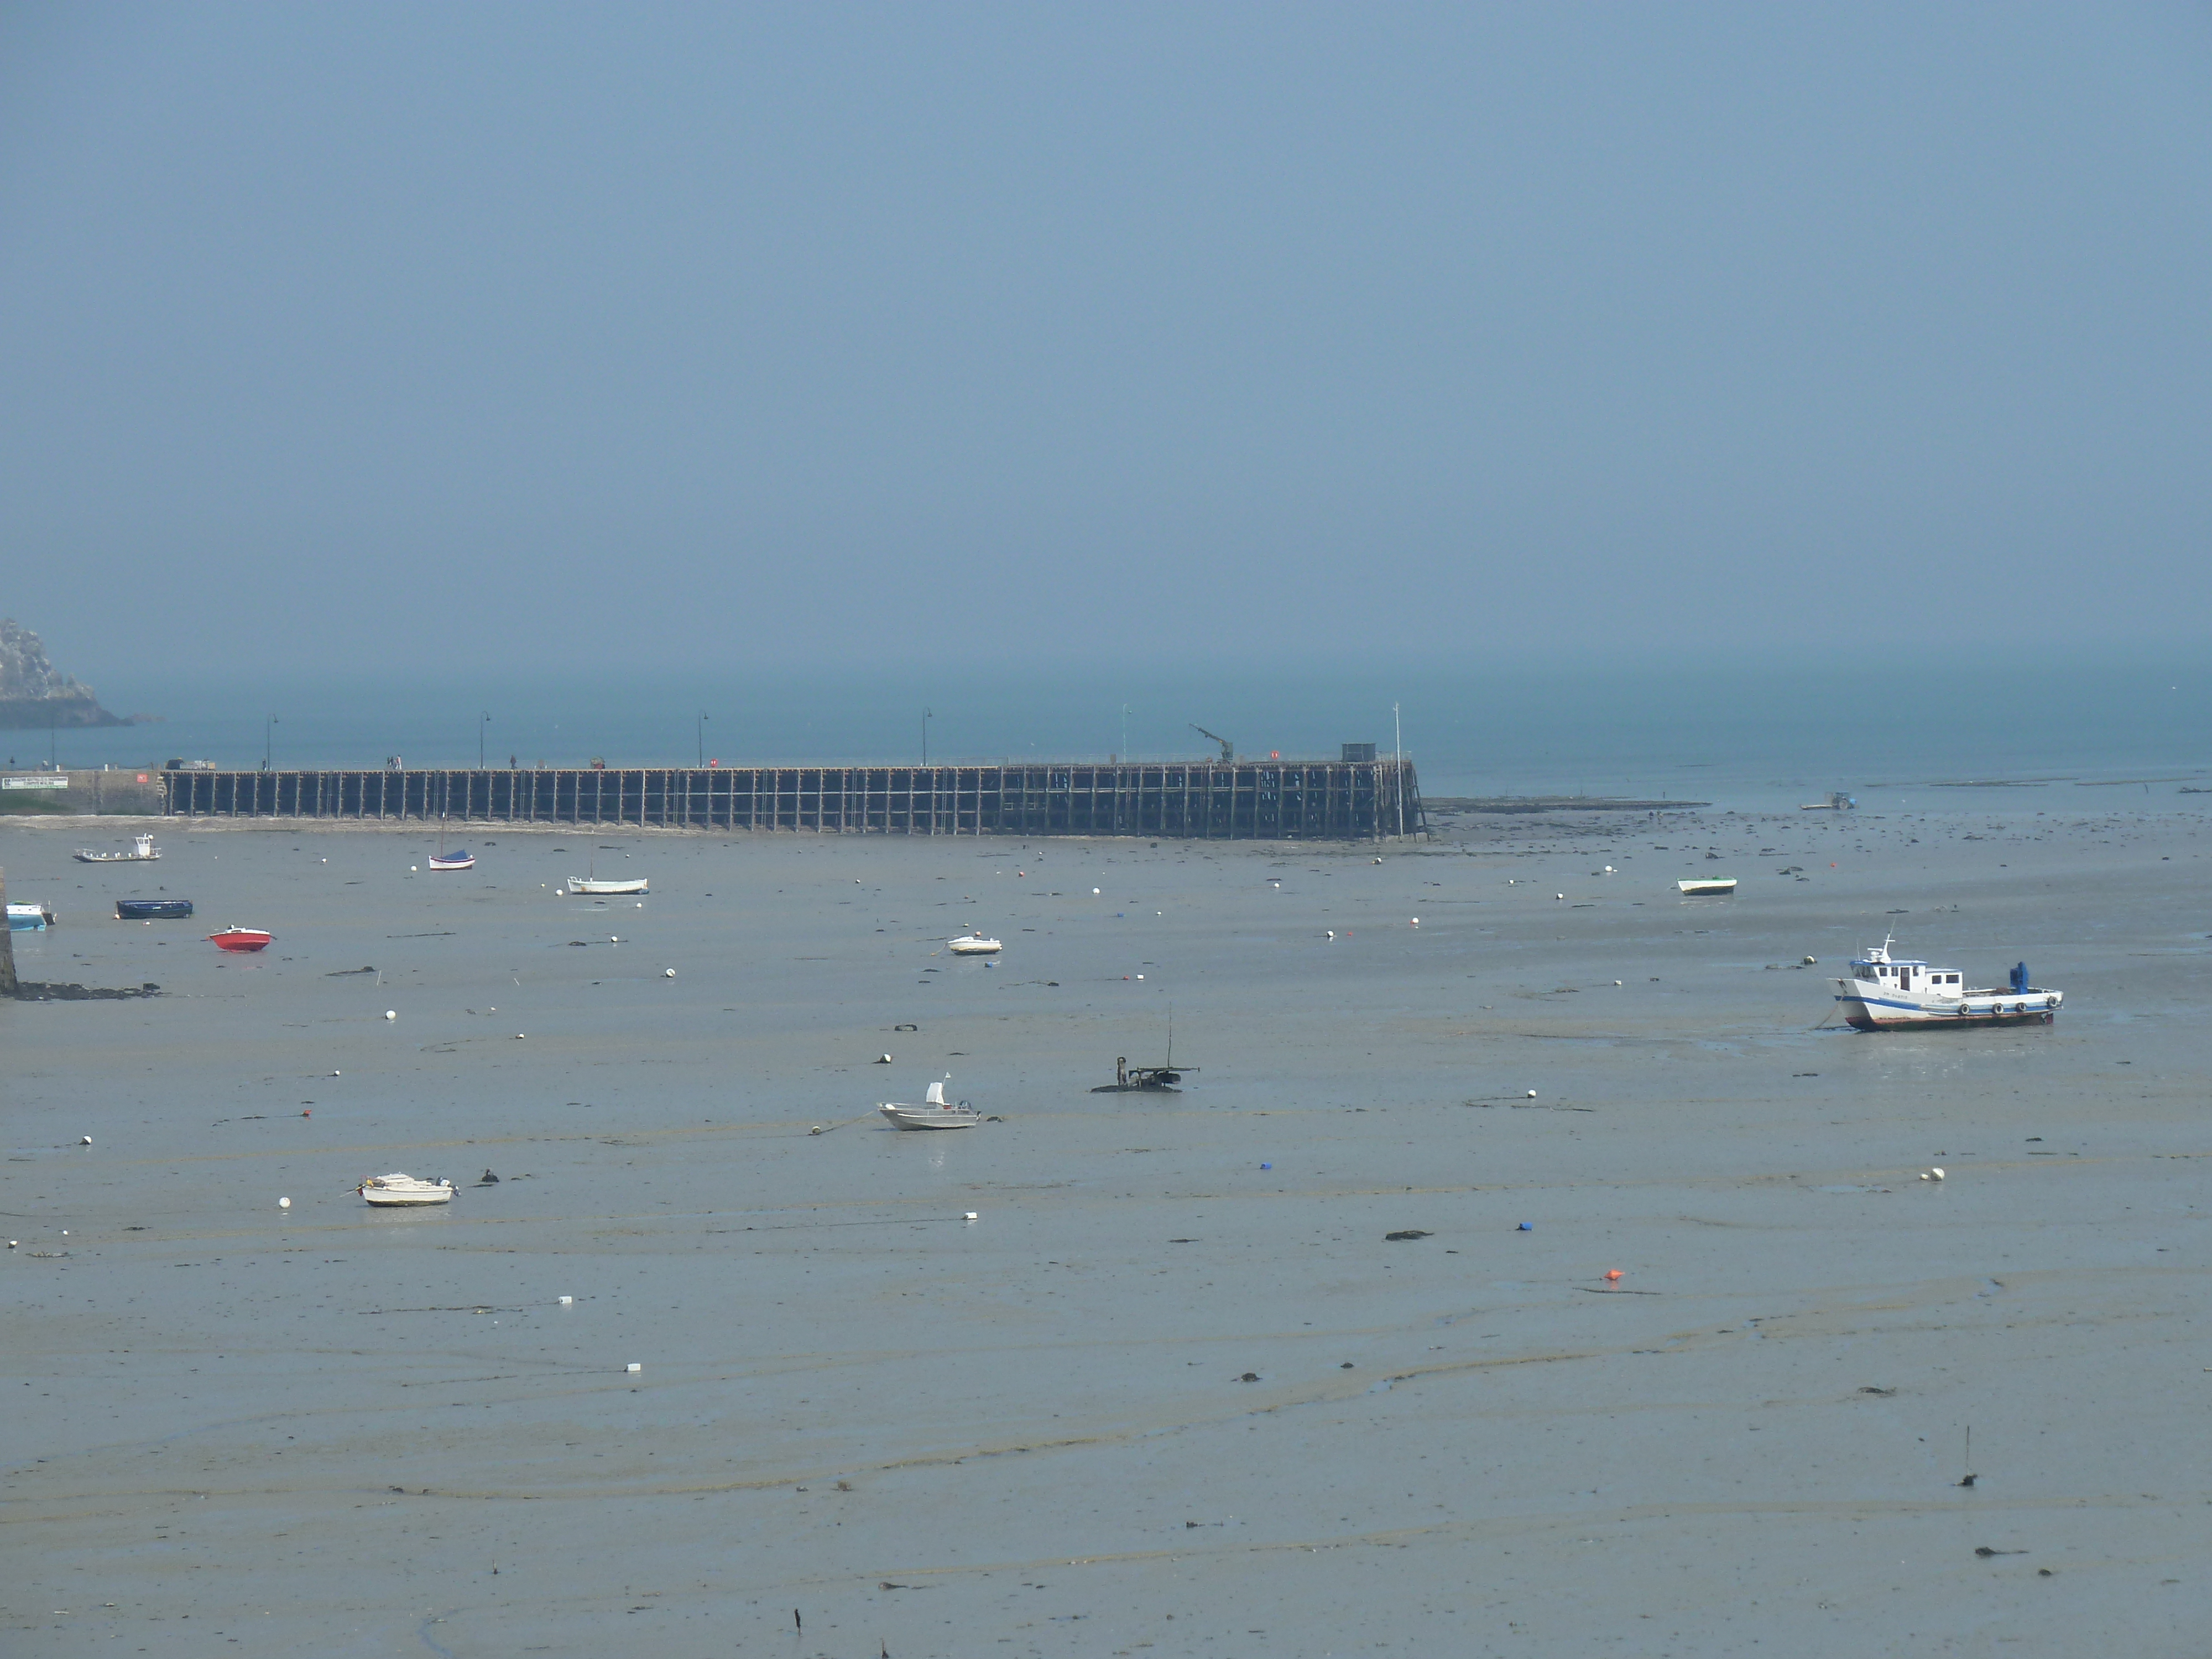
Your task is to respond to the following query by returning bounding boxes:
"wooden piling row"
[160,761,1426,839]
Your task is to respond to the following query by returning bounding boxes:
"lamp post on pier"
[922,708,933,769]
[264,715,278,772]
[697,711,708,768]
[479,712,491,770]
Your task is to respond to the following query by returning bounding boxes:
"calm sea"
[15,654,2209,817]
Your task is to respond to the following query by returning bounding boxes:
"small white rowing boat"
[358,1172,457,1206]
[427,852,474,872]
[568,876,648,896]
[880,1077,982,1130]
[947,933,1001,955]
[1677,877,1736,896]
[74,834,160,864]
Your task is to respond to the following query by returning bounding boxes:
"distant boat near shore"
[947,932,1001,954]
[75,834,160,863]
[1676,877,1736,896]
[427,851,475,871]
[7,900,55,931]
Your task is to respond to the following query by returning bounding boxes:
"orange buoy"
[1604,1269,1623,1282]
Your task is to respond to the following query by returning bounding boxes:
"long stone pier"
[160,760,1424,839]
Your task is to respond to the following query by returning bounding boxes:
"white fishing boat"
[74,834,160,864]
[1676,877,1736,895]
[567,875,648,896]
[879,1077,983,1130]
[1833,936,2062,1031]
[426,852,476,871]
[357,1172,458,1206]
[947,932,1001,954]
[7,900,55,931]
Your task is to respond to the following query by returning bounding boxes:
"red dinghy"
[208,926,273,953]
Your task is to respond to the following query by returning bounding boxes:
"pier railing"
[160,761,1423,839]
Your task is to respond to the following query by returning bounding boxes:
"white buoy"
[558,1295,573,1305]
[1554,893,1564,900]
[1614,979,1623,985]
[278,1196,290,1209]
[625,1362,642,1373]
[515,1032,525,1040]
[963,1212,979,1222]
[1410,917,1419,927]
[410,865,418,872]
[332,1070,341,1076]
[610,936,618,943]
[1526,1089,1537,1098]
[877,1053,893,1063]
[1326,930,1335,940]
[1092,887,1101,895]
[664,967,676,978]
[80,1135,92,1145]
[1135,973,1144,980]
[384,1010,397,1020]
[1922,1167,1945,1181]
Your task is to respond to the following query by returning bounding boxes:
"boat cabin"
[1852,938,1962,996]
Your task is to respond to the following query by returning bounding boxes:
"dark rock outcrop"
[0,618,130,729]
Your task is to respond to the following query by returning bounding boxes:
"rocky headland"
[0,617,133,728]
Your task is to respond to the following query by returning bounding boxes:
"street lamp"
[264,714,278,772]
[922,707,933,768]
[479,712,491,770]
[697,711,708,768]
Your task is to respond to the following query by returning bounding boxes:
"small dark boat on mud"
[117,898,194,920]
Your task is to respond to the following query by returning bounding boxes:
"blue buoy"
[1516,1222,1533,1231]
[1260,1162,1272,1170]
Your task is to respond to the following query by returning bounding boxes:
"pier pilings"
[160,761,1424,839]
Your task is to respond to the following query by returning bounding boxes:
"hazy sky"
[5,3,2210,689]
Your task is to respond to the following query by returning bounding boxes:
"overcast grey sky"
[4,3,2209,686]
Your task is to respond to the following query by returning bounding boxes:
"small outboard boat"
[358,1173,457,1206]
[879,1077,983,1130]
[7,901,55,931]
[117,898,193,920]
[947,933,1002,954]
[208,926,273,953]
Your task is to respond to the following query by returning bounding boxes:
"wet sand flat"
[3,808,2209,1656]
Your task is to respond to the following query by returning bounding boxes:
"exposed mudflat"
[3,806,2208,1656]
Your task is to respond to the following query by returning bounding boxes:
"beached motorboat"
[207,926,273,952]
[1833,936,2062,1030]
[426,852,475,871]
[567,875,648,896]
[1676,877,1736,895]
[879,1077,983,1130]
[7,901,55,931]
[947,933,1002,955]
[117,898,193,920]
[358,1172,457,1206]
[75,834,160,863]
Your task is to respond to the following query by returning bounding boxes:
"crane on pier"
[1189,724,1235,763]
